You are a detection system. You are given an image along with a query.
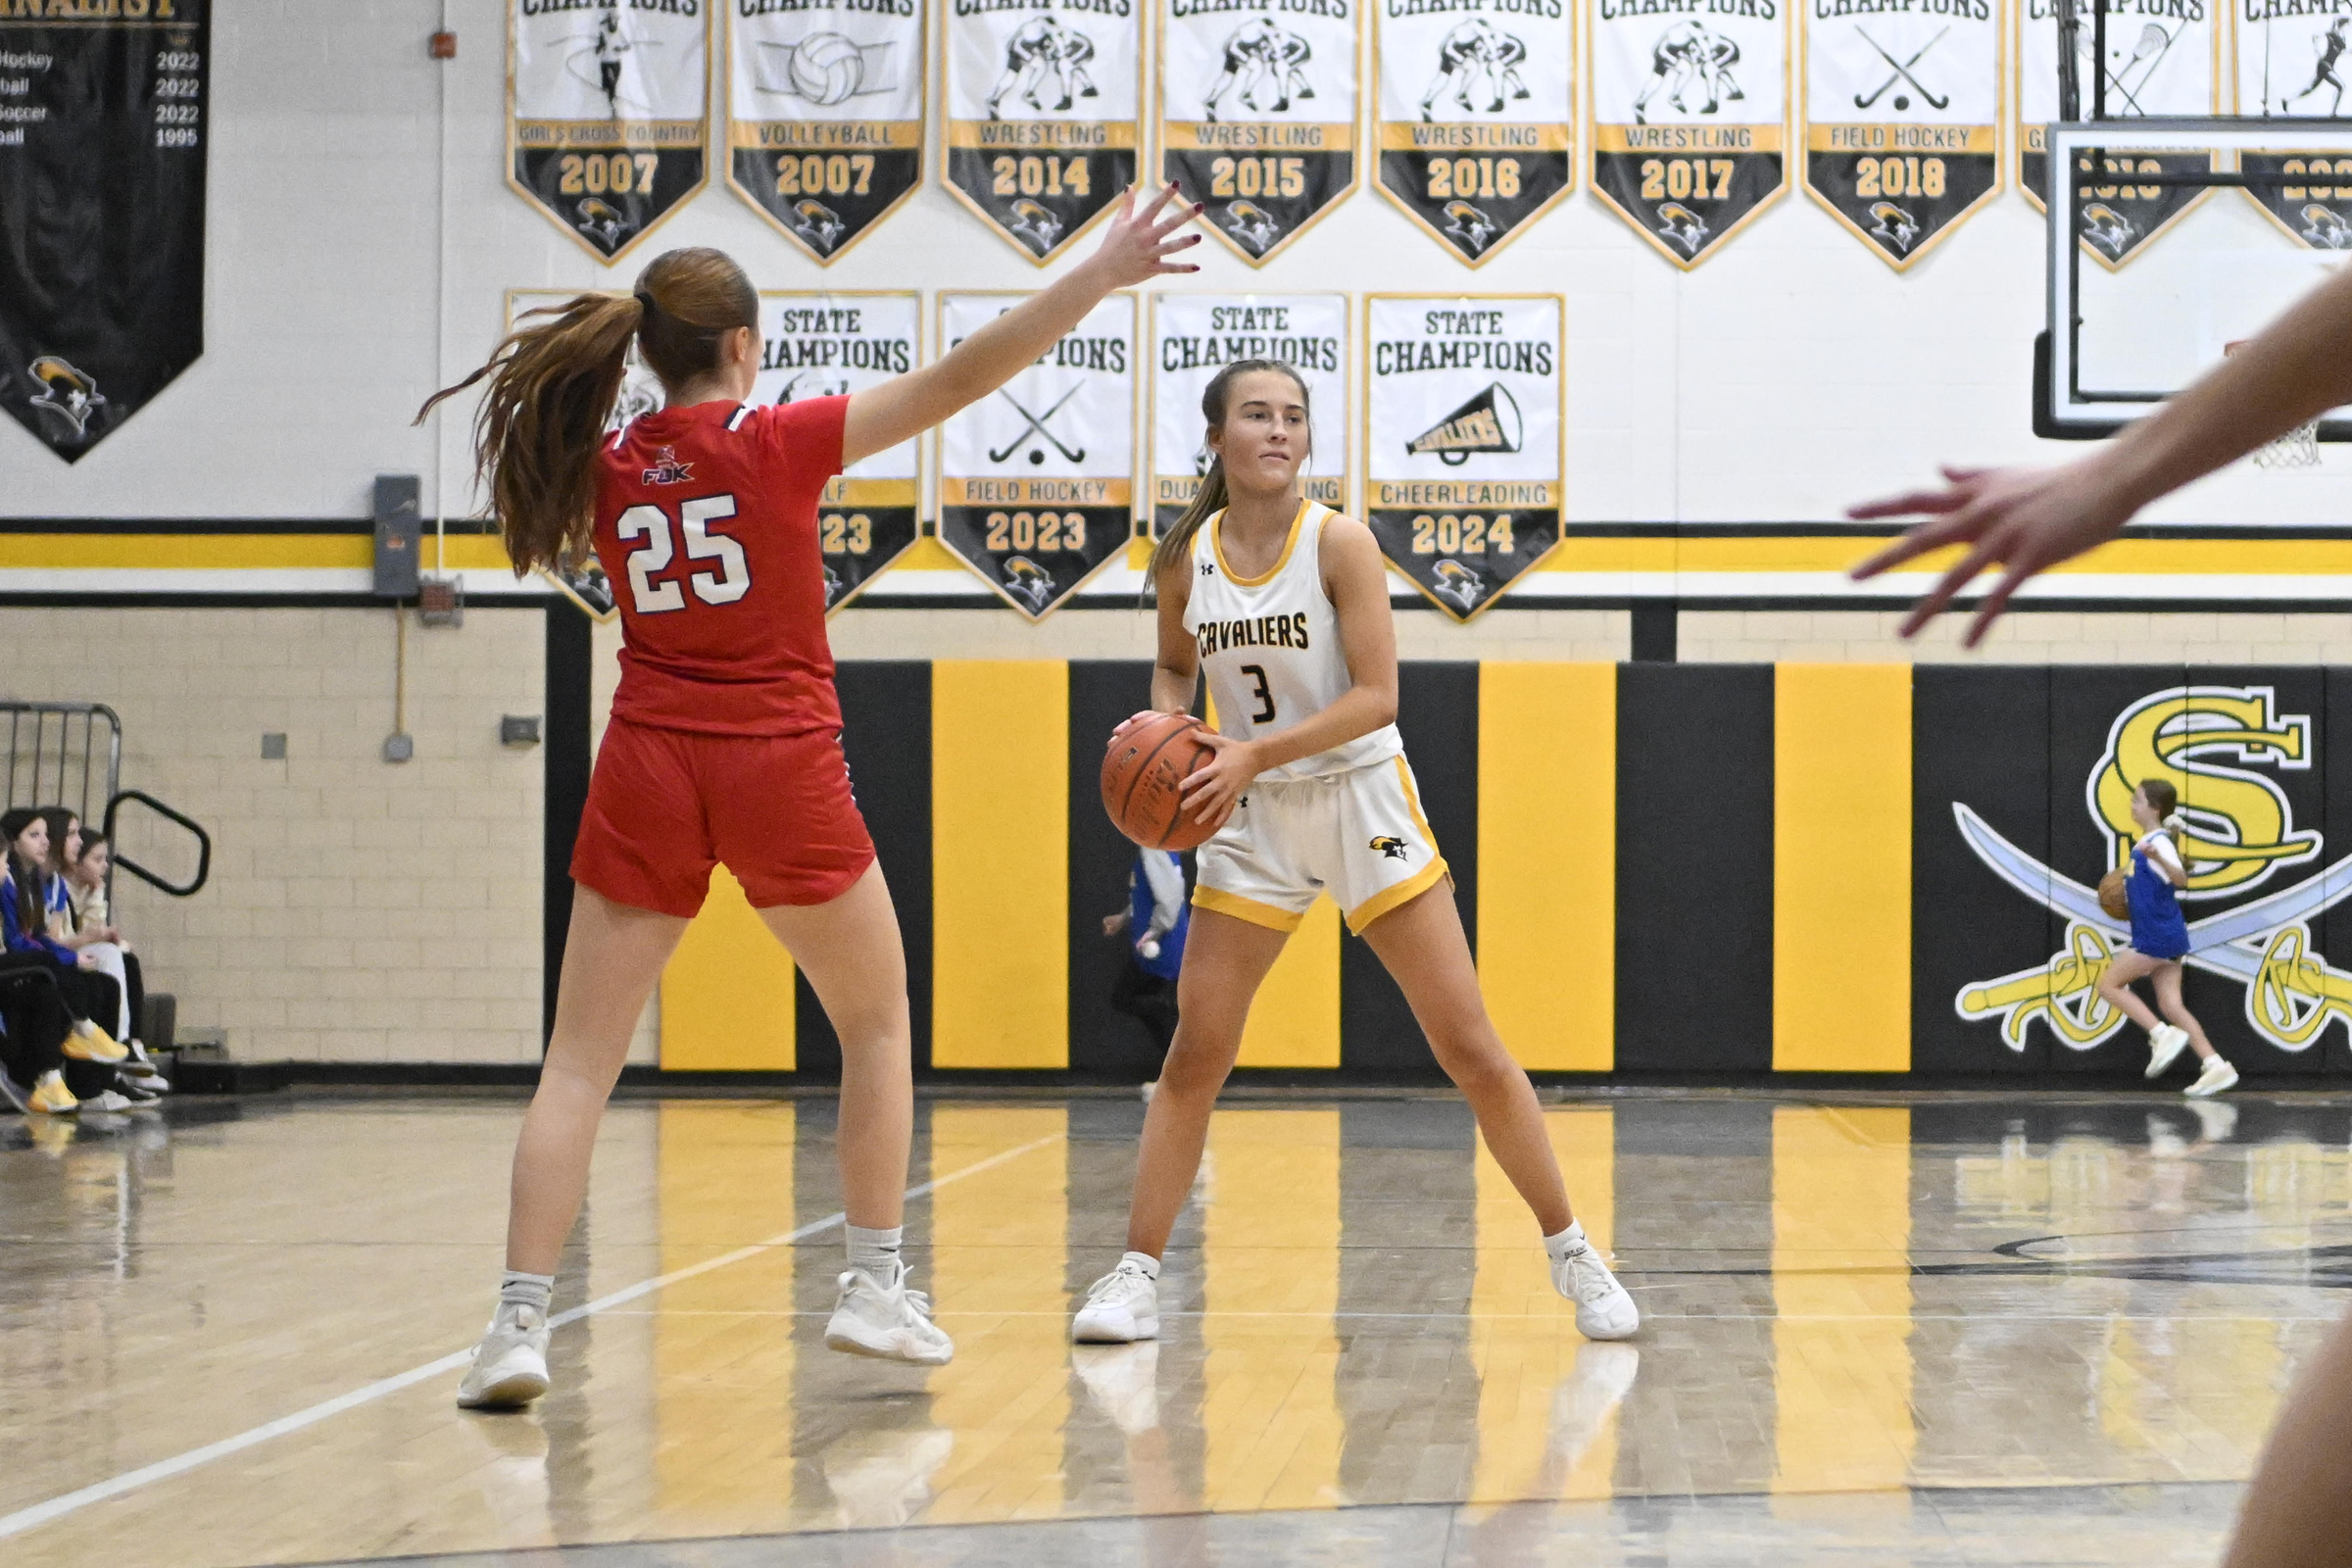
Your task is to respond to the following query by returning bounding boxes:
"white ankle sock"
[1544,1221,1589,1263]
[499,1271,555,1313]
[847,1224,904,1278]
[1121,1250,1161,1278]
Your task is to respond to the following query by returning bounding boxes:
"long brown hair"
[1,808,45,939]
[416,248,760,576]
[2136,778,2187,847]
[1148,359,1311,584]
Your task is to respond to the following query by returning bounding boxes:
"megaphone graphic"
[1406,382,1522,466]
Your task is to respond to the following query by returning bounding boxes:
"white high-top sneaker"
[824,1265,955,1365]
[1072,1253,1160,1344]
[456,1301,551,1409]
[2184,1057,2240,1099]
[2145,1024,2191,1079]
[1551,1224,1640,1341]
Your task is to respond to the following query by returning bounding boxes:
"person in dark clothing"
[1,808,129,1106]
[1103,848,1188,1096]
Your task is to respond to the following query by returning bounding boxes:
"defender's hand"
[1178,731,1259,827]
[1080,184,1203,290]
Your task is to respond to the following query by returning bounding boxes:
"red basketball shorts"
[570,717,876,917]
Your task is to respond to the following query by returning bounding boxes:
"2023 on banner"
[1362,295,1562,623]
[1151,293,1349,535]
[938,292,1138,618]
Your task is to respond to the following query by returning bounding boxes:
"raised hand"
[1081,183,1204,289]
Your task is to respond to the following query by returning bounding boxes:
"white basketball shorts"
[1193,756,1449,936]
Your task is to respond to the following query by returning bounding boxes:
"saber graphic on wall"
[1150,293,1350,534]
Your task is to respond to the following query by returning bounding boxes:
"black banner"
[1805,128,2000,269]
[0,0,206,463]
[2067,149,2214,268]
[2241,152,2352,250]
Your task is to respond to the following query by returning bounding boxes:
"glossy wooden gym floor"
[3,1089,2341,1567]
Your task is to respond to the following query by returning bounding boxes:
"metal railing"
[2,701,210,899]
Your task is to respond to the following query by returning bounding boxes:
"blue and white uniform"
[1128,850,1188,981]
[2126,829,2190,960]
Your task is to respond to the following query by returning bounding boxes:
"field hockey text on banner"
[1158,0,1362,265]
[938,292,1138,618]
[1374,0,1574,266]
[725,0,927,263]
[1362,295,1562,623]
[2234,7,2352,247]
[1150,293,1350,536]
[509,0,710,264]
[1802,0,2001,270]
[1591,0,1788,269]
[944,0,1144,264]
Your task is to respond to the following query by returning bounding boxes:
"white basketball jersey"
[1184,502,1403,781]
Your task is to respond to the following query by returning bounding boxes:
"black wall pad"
[541,605,594,1049]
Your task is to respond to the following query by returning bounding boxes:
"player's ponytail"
[416,248,760,577]
[1148,357,1310,588]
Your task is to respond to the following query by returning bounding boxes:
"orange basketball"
[1102,713,1221,851]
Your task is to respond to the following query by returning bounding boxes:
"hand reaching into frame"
[1079,183,1204,290]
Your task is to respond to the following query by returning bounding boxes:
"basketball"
[1102,712,1220,850]
[2097,867,2131,920]
[788,32,866,106]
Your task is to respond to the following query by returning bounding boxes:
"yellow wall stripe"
[1237,898,1342,1067]
[1479,662,1615,1071]
[660,866,795,1070]
[1774,664,1912,1073]
[0,534,515,571]
[932,661,1068,1068]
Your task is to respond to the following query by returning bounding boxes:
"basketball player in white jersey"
[1071,360,1638,1345]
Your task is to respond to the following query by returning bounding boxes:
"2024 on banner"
[2235,6,2352,250]
[1151,292,1350,535]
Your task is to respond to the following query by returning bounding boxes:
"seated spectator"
[2,808,133,1111]
[66,829,167,1092]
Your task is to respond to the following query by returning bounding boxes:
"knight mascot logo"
[1001,554,1056,614]
[26,357,105,439]
[1956,686,2352,1052]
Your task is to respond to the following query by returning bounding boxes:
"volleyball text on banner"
[1158,0,1362,264]
[944,0,1143,264]
[2234,8,2352,248]
[0,0,207,464]
[758,293,924,612]
[1591,0,1788,268]
[2014,0,2216,268]
[1802,0,2002,269]
[1362,295,1562,623]
[1374,0,1573,265]
[725,0,925,263]
[510,0,710,264]
[938,292,1137,618]
[1151,293,1349,537]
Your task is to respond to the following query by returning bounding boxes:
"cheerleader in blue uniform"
[2094,779,2236,1098]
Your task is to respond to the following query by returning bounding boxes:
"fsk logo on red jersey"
[642,446,695,486]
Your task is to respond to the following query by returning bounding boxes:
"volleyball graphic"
[758,33,898,105]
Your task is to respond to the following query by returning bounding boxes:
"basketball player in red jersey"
[416,186,1200,1407]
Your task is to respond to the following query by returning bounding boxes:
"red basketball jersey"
[592,396,848,737]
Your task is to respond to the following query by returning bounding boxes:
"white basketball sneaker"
[1072,1253,1160,1343]
[456,1301,551,1409]
[2145,1024,2191,1079]
[1551,1225,1640,1341]
[824,1266,955,1365]
[2184,1056,2240,1099]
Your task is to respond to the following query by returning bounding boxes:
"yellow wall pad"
[1478,662,1616,1071]
[1774,664,1912,1073]
[1237,896,1342,1069]
[660,865,796,1070]
[932,661,1069,1068]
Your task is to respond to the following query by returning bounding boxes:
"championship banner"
[938,292,1137,618]
[1591,0,1788,269]
[1802,0,2002,269]
[725,0,925,263]
[1361,295,1562,623]
[2234,9,2352,248]
[944,0,1143,264]
[1150,293,1349,535]
[2015,0,2217,268]
[510,0,710,264]
[1158,0,1362,264]
[0,0,207,463]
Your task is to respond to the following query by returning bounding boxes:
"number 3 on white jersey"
[616,494,751,614]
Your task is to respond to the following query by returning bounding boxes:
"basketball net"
[2227,339,2324,468]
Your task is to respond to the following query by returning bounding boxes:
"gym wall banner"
[1591,0,1789,269]
[0,0,207,464]
[1150,292,1349,536]
[1374,0,1572,266]
[2015,0,2217,268]
[725,0,925,263]
[1157,0,1362,264]
[1361,294,1562,622]
[1802,0,2002,270]
[509,0,710,264]
[2233,10,2352,247]
[937,291,1137,618]
[944,0,1143,264]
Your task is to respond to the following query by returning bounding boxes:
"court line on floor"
[0,1133,1060,1544]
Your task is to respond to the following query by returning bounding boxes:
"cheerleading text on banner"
[1151,293,1350,536]
[1802,0,2002,269]
[938,292,1137,618]
[1158,0,1362,264]
[0,0,208,463]
[2234,7,2352,248]
[2014,0,2217,268]
[726,0,926,263]
[1375,0,1574,265]
[510,0,710,263]
[1362,295,1562,623]
[758,292,924,612]
[1591,0,1788,268]
[944,0,1143,263]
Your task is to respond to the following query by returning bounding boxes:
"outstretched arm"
[1849,264,2352,646]
[840,185,1201,466]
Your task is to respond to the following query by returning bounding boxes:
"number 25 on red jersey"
[615,494,752,614]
